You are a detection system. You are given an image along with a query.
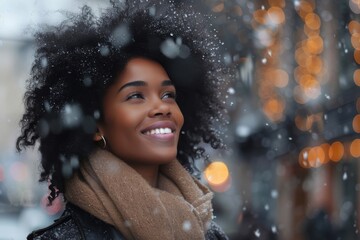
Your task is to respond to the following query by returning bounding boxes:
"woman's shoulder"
[26,210,82,240]
[206,221,229,240]
[27,203,125,240]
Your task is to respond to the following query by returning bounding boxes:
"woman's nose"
[148,98,171,117]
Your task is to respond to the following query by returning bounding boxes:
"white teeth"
[145,128,173,135]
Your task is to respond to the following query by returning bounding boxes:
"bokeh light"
[296,1,314,19]
[353,114,360,133]
[308,146,325,167]
[304,13,321,30]
[329,141,344,162]
[349,0,360,14]
[253,9,267,25]
[351,33,360,50]
[267,7,285,25]
[304,36,323,55]
[350,139,360,158]
[320,143,330,164]
[299,147,311,168]
[305,55,323,74]
[263,98,285,121]
[354,49,360,64]
[204,161,230,186]
[348,20,360,34]
[268,0,285,8]
[353,69,360,86]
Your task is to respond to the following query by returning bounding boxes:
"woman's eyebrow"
[161,80,173,86]
[118,79,173,93]
[118,81,147,93]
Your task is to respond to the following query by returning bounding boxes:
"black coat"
[27,203,228,240]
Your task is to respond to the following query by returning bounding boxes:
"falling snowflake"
[182,220,192,232]
[254,229,261,238]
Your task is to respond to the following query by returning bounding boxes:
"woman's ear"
[94,126,107,149]
[93,126,104,141]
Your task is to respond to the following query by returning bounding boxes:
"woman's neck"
[127,163,159,188]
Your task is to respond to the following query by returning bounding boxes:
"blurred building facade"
[198,0,360,239]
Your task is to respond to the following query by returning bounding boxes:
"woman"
[17,1,229,239]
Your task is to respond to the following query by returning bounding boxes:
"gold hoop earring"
[100,135,107,149]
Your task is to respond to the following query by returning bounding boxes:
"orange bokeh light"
[267,7,285,25]
[305,13,321,30]
[351,33,360,50]
[304,36,324,54]
[263,98,285,121]
[353,114,360,133]
[350,139,360,158]
[354,69,360,86]
[266,68,289,88]
[296,1,314,19]
[294,66,308,83]
[308,146,325,167]
[298,73,316,87]
[306,55,323,75]
[253,9,267,24]
[293,86,308,104]
[348,20,360,35]
[329,141,344,162]
[299,147,311,168]
[354,50,360,64]
[299,74,321,99]
[295,47,310,67]
[268,0,285,8]
[304,25,320,37]
[320,143,330,164]
[204,161,230,186]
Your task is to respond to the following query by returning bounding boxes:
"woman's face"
[98,58,184,165]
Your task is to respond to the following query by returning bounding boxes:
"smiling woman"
[16,0,228,239]
[97,58,184,173]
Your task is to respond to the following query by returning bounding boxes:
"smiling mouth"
[143,127,174,135]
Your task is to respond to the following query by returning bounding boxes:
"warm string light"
[297,55,360,169]
[293,0,324,104]
[299,139,360,168]
[348,20,360,86]
[253,0,287,122]
[348,18,360,134]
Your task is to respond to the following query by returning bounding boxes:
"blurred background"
[1,0,360,239]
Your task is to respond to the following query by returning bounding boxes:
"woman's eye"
[162,92,177,99]
[126,93,144,100]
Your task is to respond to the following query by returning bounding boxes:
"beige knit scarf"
[64,149,214,240]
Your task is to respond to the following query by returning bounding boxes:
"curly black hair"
[16,0,228,203]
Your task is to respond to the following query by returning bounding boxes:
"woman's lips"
[141,121,176,134]
[141,121,177,142]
